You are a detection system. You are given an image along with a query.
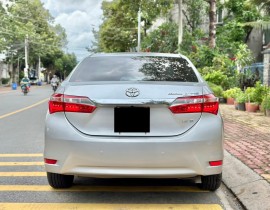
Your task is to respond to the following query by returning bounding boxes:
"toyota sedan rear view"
[44,53,224,191]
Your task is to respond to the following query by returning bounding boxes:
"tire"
[199,173,222,191]
[47,172,74,188]
[53,85,57,92]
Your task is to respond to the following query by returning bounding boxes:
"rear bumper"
[44,112,224,178]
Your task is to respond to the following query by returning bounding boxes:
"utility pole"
[137,7,141,52]
[24,35,29,77]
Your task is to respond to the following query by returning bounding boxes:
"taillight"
[49,94,96,114]
[169,94,219,115]
[49,93,64,114]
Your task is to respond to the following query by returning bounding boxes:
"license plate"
[114,107,150,133]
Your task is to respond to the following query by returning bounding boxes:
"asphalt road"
[0,85,240,210]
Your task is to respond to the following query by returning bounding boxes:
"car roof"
[89,52,185,58]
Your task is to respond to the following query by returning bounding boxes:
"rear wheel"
[47,172,74,188]
[199,173,222,191]
[53,86,57,92]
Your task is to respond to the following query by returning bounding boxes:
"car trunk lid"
[62,83,204,137]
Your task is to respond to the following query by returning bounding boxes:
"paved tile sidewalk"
[220,104,270,183]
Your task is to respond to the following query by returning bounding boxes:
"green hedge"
[1,78,10,85]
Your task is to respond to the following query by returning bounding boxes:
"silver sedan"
[44,53,223,191]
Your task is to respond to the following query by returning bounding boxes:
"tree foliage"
[182,0,207,34]
[0,0,76,82]
[223,0,261,42]
[141,22,178,53]
[98,0,174,52]
[250,0,270,14]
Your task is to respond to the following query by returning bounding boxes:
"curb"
[223,151,270,210]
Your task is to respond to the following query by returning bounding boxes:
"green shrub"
[238,71,259,90]
[245,87,256,103]
[1,78,9,85]
[235,91,246,103]
[223,87,242,99]
[262,95,270,110]
[253,82,268,104]
[208,82,224,97]
[204,71,229,89]
[226,74,240,89]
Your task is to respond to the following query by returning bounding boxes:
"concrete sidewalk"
[0,85,16,94]
[0,84,48,93]
[220,104,270,210]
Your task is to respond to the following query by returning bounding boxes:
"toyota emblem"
[126,88,140,97]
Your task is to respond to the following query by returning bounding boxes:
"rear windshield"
[69,56,198,82]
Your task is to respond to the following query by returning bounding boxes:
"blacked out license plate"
[114,107,150,133]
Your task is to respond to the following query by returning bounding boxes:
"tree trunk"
[11,63,15,83]
[177,0,183,45]
[10,55,16,83]
[208,0,216,48]
[7,63,12,85]
[0,63,3,85]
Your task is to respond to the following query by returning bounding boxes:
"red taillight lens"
[49,94,96,114]
[169,96,204,114]
[203,94,219,115]
[63,95,96,113]
[49,93,64,114]
[209,160,223,166]
[44,158,57,164]
[169,94,219,115]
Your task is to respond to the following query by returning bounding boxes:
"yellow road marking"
[0,172,46,176]
[0,98,48,119]
[0,203,223,210]
[0,154,43,157]
[0,162,43,166]
[0,185,208,192]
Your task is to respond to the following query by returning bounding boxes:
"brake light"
[169,94,219,115]
[49,94,96,114]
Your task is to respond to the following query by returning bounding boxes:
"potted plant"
[253,82,269,112]
[262,95,270,117]
[223,87,242,105]
[235,92,246,111]
[245,87,259,112]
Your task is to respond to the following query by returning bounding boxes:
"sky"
[40,0,104,61]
